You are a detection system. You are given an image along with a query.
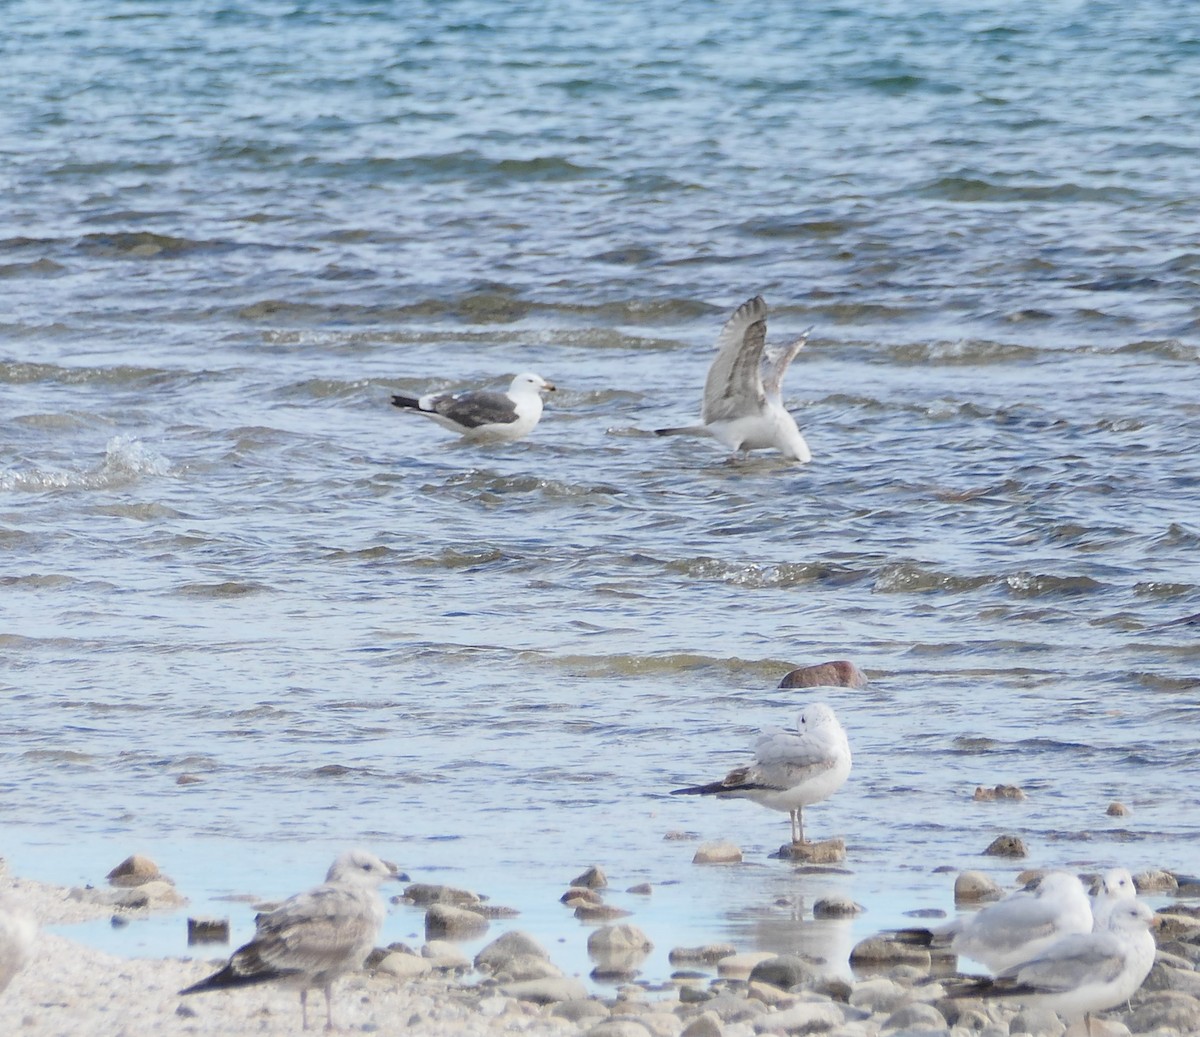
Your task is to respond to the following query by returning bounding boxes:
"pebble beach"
[4,852,1200,1037]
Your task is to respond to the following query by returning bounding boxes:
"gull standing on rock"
[180,849,401,1031]
[944,898,1159,1034]
[390,372,555,442]
[896,871,1094,974]
[671,702,851,844]
[655,295,813,461]
[0,894,37,995]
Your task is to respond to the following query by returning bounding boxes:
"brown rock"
[954,870,1002,902]
[403,883,482,907]
[424,903,489,939]
[775,838,845,863]
[186,917,229,945]
[571,865,608,889]
[848,937,932,968]
[668,943,737,965]
[778,660,868,689]
[692,841,743,865]
[973,784,1026,801]
[106,854,162,887]
[812,896,864,919]
[1106,801,1131,816]
[1135,869,1179,893]
[575,903,632,922]
[562,886,604,906]
[982,834,1027,857]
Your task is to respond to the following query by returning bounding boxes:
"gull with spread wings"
[656,295,812,461]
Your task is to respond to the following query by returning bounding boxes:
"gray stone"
[811,896,863,919]
[681,1012,724,1037]
[420,940,472,971]
[955,871,1002,903]
[671,944,738,965]
[751,1001,842,1033]
[424,903,488,939]
[627,883,654,895]
[590,924,654,956]
[564,886,605,906]
[848,978,910,1014]
[107,854,163,887]
[848,937,932,968]
[1126,990,1200,1032]
[499,976,590,1004]
[748,955,821,991]
[403,882,481,907]
[882,1001,947,1031]
[704,994,769,1023]
[775,839,845,864]
[474,930,551,971]
[1008,1006,1064,1036]
[577,903,634,922]
[586,1021,653,1037]
[573,865,609,889]
[693,841,744,865]
[375,951,432,978]
[551,999,612,1023]
[1133,869,1178,893]
[982,834,1026,858]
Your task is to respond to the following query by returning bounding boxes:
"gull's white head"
[797,702,840,731]
[326,848,401,887]
[1106,897,1156,933]
[1098,867,1136,900]
[510,372,556,395]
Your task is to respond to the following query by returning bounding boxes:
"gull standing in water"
[390,372,555,442]
[181,849,401,1031]
[671,702,851,844]
[945,898,1159,1035]
[655,295,812,461]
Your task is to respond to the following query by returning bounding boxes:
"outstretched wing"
[702,296,769,423]
[762,327,811,401]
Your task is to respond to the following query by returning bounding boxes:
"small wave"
[915,175,1139,204]
[1114,339,1199,361]
[177,581,269,598]
[0,258,66,278]
[667,556,864,589]
[74,231,239,258]
[1003,572,1105,598]
[888,339,1038,365]
[0,436,171,493]
[873,562,989,594]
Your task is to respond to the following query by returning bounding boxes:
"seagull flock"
[389,294,812,459]
[0,299,1168,1031]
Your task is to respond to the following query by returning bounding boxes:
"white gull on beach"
[390,372,555,442]
[671,702,851,844]
[180,849,400,1031]
[655,294,812,461]
[946,898,1159,1032]
[900,871,1094,974]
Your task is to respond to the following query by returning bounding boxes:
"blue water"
[2,0,1198,986]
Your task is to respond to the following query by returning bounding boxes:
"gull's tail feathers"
[653,425,707,438]
[390,393,421,410]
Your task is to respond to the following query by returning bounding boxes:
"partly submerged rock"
[778,660,868,689]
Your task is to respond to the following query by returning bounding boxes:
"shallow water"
[2,0,1199,986]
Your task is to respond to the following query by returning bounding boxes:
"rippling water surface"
[2,0,1199,984]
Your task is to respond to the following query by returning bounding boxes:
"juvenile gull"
[897,871,1094,974]
[671,702,851,844]
[0,894,37,995]
[390,372,555,442]
[945,898,1158,1033]
[180,849,400,1031]
[655,295,812,461]
[1090,866,1136,931]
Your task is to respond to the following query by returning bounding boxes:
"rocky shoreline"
[3,858,1200,1037]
